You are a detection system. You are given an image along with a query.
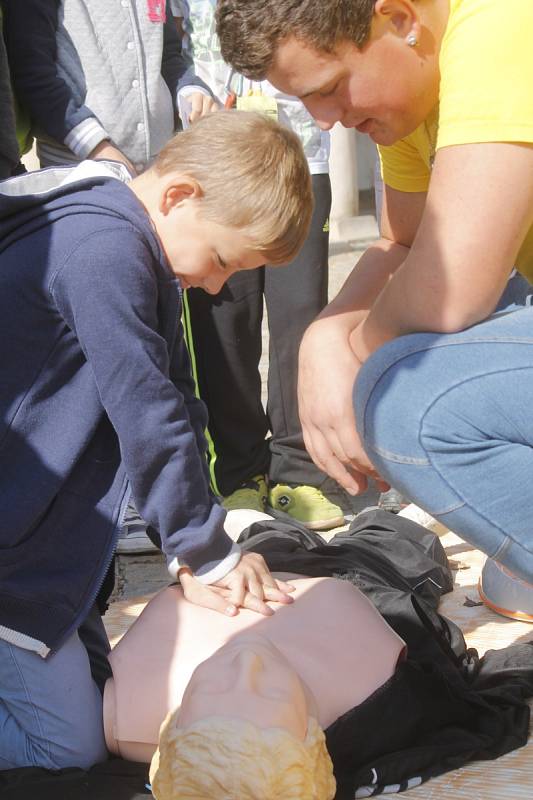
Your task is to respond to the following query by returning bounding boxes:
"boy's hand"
[179,553,295,617]
[187,91,219,124]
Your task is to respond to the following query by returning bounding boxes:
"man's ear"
[374,0,421,43]
[159,175,203,215]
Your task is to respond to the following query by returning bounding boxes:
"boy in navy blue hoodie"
[0,110,312,770]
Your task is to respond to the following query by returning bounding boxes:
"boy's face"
[155,190,265,295]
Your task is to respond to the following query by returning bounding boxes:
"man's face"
[267,33,439,145]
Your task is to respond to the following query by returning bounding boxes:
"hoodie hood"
[0,160,134,251]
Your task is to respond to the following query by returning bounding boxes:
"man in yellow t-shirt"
[217,0,533,617]
[379,0,533,280]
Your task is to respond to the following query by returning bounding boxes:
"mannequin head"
[150,716,334,800]
[149,635,336,799]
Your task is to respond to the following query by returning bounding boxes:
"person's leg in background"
[0,605,110,770]
[183,270,270,509]
[373,156,407,513]
[265,173,346,530]
[0,15,21,180]
[355,278,533,617]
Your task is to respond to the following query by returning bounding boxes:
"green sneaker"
[222,475,268,513]
[268,484,345,531]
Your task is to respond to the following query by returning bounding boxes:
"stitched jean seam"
[492,536,513,560]
[370,446,429,465]
[428,500,466,516]
[7,643,51,766]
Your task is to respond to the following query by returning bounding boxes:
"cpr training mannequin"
[103,514,405,799]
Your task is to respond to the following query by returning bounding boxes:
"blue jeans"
[355,274,533,583]
[0,605,110,770]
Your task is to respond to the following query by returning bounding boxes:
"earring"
[407,34,418,47]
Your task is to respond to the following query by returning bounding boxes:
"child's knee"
[1,720,107,771]
[45,721,108,771]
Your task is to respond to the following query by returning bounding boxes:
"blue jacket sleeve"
[3,0,95,144]
[50,223,235,578]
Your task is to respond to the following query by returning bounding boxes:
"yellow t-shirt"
[379,0,533,280]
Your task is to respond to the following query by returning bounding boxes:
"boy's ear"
[159,175,204,215]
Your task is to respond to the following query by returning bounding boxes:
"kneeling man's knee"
[355,343,429,462]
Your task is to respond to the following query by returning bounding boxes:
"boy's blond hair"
[150,714,336,800]
[154,110,313,265]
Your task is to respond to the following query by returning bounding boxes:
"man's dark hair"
[216,0,376,80]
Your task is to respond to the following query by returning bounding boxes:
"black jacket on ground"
[239,510,533,798]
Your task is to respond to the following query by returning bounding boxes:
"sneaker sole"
[267,507,345,531]
[478,581,533,623]
[303,515,346,531]
[222,502,267,513]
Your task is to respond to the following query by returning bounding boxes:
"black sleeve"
[161,0,212,108]
[0,17,19,177]
[3,0,95,142]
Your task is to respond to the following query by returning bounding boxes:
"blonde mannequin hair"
[150,713,336,800]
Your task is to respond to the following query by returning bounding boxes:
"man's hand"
[187,92,219,124]
[178,552,295,617]
[298,316,388,495]
[88,140,137,175]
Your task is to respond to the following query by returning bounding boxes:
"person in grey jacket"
[3,0,216,173]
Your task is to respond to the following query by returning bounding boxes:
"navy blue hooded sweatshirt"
[0,163,238,656]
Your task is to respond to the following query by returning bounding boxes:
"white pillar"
[328,124,380,244]
[329,123,359,240]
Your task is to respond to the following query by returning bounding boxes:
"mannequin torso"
[104,574,405,761]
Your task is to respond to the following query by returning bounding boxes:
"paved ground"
[114,215,382,599]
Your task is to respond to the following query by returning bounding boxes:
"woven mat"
[104,509,533,799]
